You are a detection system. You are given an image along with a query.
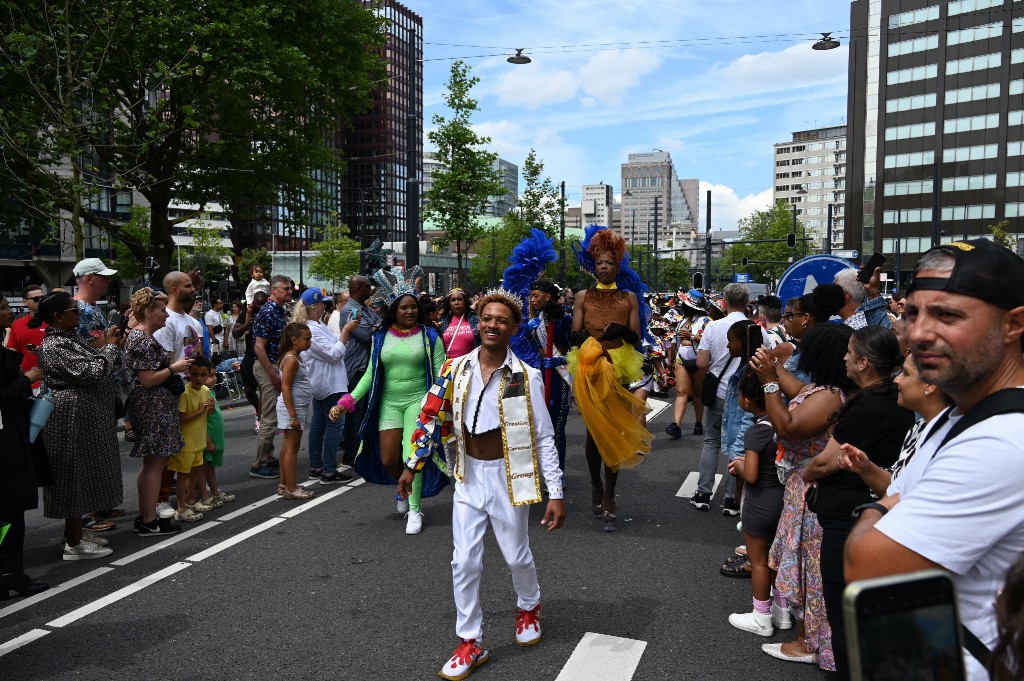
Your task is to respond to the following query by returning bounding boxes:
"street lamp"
[793,186,808,259]
[507,49,532,65]
[813,33,840,50]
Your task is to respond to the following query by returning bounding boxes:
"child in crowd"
[245,265,270,305]
[727,368,787,636]
[719,319,766,518]
[277,323,314,500]
[190,371,236,510]
[171,356,216,522]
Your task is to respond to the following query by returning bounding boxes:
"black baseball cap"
[907,239,1024,310]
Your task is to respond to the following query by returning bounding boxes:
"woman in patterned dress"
[749,323,855,670]
[123,288,194,536]
[33,292,124,560]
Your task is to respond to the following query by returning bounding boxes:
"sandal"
[97,508,126,519]
[720,560,752,578]
[281,488,316,500]
[601,510,617,533]
[81,513,116,532]
[734,544,747,557]
[725,553,748,566]
[277,484,286,496]
[124,428,137,442]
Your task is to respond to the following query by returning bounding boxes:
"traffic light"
[787,232,796,248]
[692,272,704,290]
[741,257,748,267]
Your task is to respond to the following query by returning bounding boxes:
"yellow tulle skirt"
[567,342,645,386]
[568,337,653,471]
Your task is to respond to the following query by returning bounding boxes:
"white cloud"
[488,67,579,109]
[699,181,774,232]
[579,50,661,106]
[711,43,848,95]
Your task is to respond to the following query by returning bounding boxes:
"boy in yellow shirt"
[170,356,215,522]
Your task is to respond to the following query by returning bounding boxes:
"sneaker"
[729,609,774,637]
[405,510,424,535]
[665,422,682,439]
[396,497,410,514]
[155,502,176,519]
[249,465,278,479]
[174,508,203,522]
[690,490,711,511]
[63,540,113,561]
[64,529,110,546]
[137,517,182,537]
[771,602,794,630]
[337,463,354,474]
[191,500,214,512]
[213,490,237,503]
[308,468,323,479]
[693,422,704,435]
[320,470,355,485]
[267,459,280,469]
[514,605,542,646]
[722,498,740,516]
[438,639,489,681]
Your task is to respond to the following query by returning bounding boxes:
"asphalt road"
[1,395,826,681]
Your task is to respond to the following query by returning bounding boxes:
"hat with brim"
[300,288,332,306]
[679,289,706,312]
[73,258,117,277]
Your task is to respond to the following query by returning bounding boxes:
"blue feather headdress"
[503,229,559,368]
[571,224,654,345]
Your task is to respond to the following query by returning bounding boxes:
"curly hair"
[808,284,846,323]
[130,287,169,321]
[476,290,523,325]
[797,323,856,393]
[587,228,626,262]
[737,367,766,409]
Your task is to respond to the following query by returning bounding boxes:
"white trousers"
[452,456,541,641]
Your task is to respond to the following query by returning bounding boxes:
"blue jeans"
[309,392,344,472]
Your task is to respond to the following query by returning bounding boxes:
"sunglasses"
[27,296,44,303]
[783,312,808,321]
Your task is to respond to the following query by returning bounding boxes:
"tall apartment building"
[773,125,848,251]
[847,0,1024,288]
[336,0,422,251]
[422,153,519,219]
[620,151,700,253]
[581,183,614,227]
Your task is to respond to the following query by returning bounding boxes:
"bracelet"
[851,501,889,521]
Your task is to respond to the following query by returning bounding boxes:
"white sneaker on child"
[728,610,774,637]
[771,602,793,630]
[405,510,423,535]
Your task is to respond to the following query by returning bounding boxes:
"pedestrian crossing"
[675,471,723,499]
[645,397,670,423]
[556,632,647,680]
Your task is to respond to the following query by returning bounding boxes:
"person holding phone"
[834,265,892,331]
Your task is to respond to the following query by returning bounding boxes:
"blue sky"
[407,0,852,229]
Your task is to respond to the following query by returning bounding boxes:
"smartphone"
[844,569,966,681]
[858,251,887,284]
[348,308,360,323]
[745,324,764,362]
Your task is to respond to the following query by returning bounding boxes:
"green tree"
[111,206,154,283]
[519,149,566,236]
[723,201,812,283]
[307,222,361,293]
[238,248,272,287]
[988,220,1014,249]
[659,257,692,292]
[174,222,234,288]
[423,60,504,283]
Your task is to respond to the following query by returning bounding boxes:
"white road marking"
[675,471,722,498]
[217,493,283,522]
[186,517,286,563]
[555,632,648,681]
[277,485,353,519]
[0,629,50,658]
[0,567,113,621]
[110,521,222,567]
[46,562,191,628]
[645,398,670,423]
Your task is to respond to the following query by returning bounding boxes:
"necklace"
[389,324,419,338]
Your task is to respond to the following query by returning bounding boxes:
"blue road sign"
[775,255,857,303]
[733,273,750,283]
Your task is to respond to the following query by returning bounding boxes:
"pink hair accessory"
[336,393,357,413]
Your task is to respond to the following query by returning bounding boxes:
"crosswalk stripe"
[675,471,722,499]
[645,398,670,423]
[0,629,50,658]
[555,632,647,680]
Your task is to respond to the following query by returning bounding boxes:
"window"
[887,63,938,84]
[945,83,1000,104]
[949,0,1004,15]
[776,185,790,192]
[776,147,790,154]
[944,113,1000,134]
[941,205,996,220]
[1013,49,1024,64]
[776,160,790,167]
[886,92,937,113]
[775,172,790,179]
[942,174,998,191]
[1008,171,1023,187]
[884,179,932,196]
[888,34,939,56]
[889,5,940,28]
[946,52,1002,75]
[1011,110,1024,126]
[1011,79,1024,95]
[947,21,1003,45]
[1009,141,1024,157]
[942,144,999,162]
[883,208,933,223]
[1015,16,1024,32]
[1007,203,1024,217]
[884,151,936,168]
[886,121,937,140]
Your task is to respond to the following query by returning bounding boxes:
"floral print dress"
[768,384,845,671]
[123,329,184,458]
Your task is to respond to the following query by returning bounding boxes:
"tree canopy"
[722,200,816,285]
[307,221,361,293]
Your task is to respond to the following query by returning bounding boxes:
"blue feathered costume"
[503,229,572,472]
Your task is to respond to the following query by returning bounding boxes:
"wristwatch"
[851,501,889,520]
[763,381,781,394]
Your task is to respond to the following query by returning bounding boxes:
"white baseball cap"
[73,258,117,277]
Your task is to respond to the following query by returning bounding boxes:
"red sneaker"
[515,604,542,646]
[438,638,489,680]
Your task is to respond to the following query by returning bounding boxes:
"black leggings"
[821,522,852,680]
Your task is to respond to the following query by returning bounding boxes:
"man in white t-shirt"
[154,272,204,365]
[692,283,751,513]
[845,239,1024,681]
[204,298,225,359]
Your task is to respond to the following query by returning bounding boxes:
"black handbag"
[164,372,186,396]
[701,356,737,405]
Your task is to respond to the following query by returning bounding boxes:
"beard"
[914,324,1005,396]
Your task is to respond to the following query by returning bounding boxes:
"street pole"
[405,35,421,271]
[705,189,712,289]
[931,162,940,248]
[489,224,496,288]
[646,221,653,283]
[791,204,798,263]
[895,209,902,291]
[826,203,834,255]
[299,225,304,289]
[559,180,566,286]
[653,195,660,291]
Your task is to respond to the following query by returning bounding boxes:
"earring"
[924,386,933,396]
[801,321,808,328]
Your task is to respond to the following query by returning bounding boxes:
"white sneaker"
[515,605,542,646]
[63,539,113,561]
[396,498,410,514]
[771,602,793,630]
[729,609,774,637]
[405,510,423,535]
[438,639,488,681]
[82,528,109,546]
[155,502,176,519]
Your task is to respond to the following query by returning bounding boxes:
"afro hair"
[587,228,627,263]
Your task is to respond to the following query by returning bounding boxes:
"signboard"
[775,255,857,304]
[733,273,750,283]
[833,249,859,260]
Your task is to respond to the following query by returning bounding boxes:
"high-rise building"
[486,158,519,217]
[337,0,423,253]
[581,183,614,227]
[847,0,1023,287]
[620,151,699,259]
[773,125,848,251]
